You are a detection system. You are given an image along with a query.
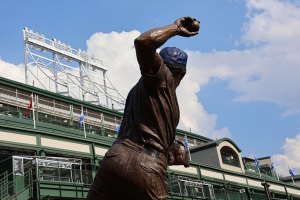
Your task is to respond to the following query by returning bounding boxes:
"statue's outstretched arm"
[134,17,199,75]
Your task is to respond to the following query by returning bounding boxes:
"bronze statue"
[87,16,199,200]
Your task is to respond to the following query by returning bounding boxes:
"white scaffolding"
[23,27,125,110]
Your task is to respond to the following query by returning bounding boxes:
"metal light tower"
[23,27,124,109]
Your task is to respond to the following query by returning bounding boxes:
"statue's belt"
[114,138,165,161]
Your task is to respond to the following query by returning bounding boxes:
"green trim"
[39,181,89,199]
[176,128,213,142]
[0,115,114,147]
[0,141,39,152]
[258,156,271,160]
[190,137,242,153]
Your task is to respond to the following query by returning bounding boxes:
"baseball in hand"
[187,20,200,32]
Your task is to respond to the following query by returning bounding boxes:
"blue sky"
[1,0,300,175]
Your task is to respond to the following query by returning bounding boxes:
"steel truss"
[23,27,125,110]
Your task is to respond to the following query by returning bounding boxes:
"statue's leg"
[88,140,169,200]
[86,143,131,200]
[122,142,168,200]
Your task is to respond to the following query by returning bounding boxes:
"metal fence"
[0,84,122,139]
[168,176,216,199]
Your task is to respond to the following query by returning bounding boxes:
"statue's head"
[159,47,187,86]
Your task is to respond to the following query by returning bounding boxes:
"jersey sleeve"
[142,63,169,89]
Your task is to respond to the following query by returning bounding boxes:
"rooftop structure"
[23,28,125,110]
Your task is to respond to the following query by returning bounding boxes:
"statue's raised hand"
[175,16,200,37]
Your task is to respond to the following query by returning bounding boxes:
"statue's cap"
[159,47,188,69]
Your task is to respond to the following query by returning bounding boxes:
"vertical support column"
[103,71,109,107]
[66,76,70,96]
[100,113,104,136]
[79,62,85,101]
[70,104,74,127]
[79,164,83,184]
[97,91,101,106]
[261,180,271,200]
[53,53,59,93]
[24,43,29,85]
[32,93,36,129]
[53,99,56,125]
[224,184,231,200]
[246,188,252,200]
[23,28,29,85]
[35,94,39,123]
[36,158,40,200]
[15,88,18,108]
[284,184,290,200]
[69,161,73,182]
[91,143,97,178]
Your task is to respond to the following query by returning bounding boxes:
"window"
[220,146,240,167]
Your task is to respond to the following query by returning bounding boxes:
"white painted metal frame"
[23,28,124,109]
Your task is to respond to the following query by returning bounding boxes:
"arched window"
[220,146,240,167]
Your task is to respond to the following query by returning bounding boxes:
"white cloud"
[244,0,300,45]
[0,59,25,83]
[237,0,300,116]
[177,76,231,139]
[86,31,141,96]
[272,134,300,176]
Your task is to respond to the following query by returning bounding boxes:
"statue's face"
[168,66,186,88]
